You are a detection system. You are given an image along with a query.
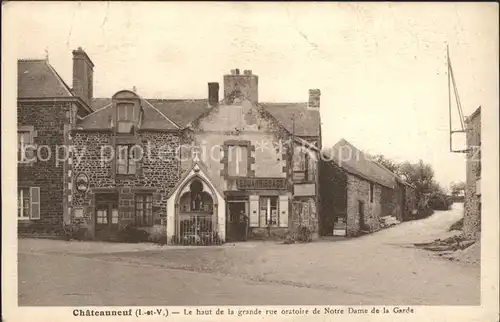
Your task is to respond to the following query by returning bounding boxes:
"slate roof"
[328,139,396,189]
[18,59,73,98]
[260,102,320,137]
[78,99,178,131]
[85,98,320,136]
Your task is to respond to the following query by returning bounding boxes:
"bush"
[428,193,453,211]
[117,224,150,243]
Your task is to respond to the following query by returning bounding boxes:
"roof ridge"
[18,59,47,62]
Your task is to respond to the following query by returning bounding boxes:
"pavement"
[18,203,480,306]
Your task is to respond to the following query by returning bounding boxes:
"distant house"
[463,106,481,239]
[319,139,416,237]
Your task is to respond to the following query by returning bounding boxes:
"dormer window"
[117,102,135,134]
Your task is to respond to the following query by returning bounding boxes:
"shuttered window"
[249,195,259,227]
[17,188,30,220]
[278,195,289,227]
[259,196,280,227]
[29,187,40,220]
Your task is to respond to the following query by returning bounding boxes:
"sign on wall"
[75,173,89,193]
[293,183,316,196]
[236,178,286,190]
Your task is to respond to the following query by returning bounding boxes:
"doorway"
[95,193,119,240]
[358,200,366,231]
[226,200,248,242]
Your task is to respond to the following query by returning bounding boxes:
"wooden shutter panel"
[30,187,40,220]
[249,195,259,227]
[279,195,289,227]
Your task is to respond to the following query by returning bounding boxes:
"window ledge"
[18,218,36,223]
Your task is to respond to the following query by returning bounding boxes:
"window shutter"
[249,195,259,227]
[30,187,40,220]
[279,195,289,227]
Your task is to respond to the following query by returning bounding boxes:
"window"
[227,145,248,177]
[293,147,315,181]
[17,187,40,220]
[135,195,153,226]
[259,196,279,226]
[117,103,135,133]
[369,183,374,203]
[18,131,33,162]
[116,145,137,175]
[18,188,30,220]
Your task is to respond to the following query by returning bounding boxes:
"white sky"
[5,2,499,187]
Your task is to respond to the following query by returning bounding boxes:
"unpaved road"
[18,203,479,306]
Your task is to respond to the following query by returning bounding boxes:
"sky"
[4,2,499,188]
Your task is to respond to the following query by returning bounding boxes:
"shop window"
[135,195,153,226]
[259,196,279,227]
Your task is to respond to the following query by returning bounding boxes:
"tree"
[450,181,465,196]
[371,154,400,174]
[398,160,452,218]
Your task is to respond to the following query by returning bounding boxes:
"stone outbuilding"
[319,139,416,237]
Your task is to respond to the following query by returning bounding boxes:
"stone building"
[17,52,93,236]
[319,139,416,236]
[463,106,481,239]
[18,48,322,243]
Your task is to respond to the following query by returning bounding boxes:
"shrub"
[296,226,313,243]
[118,224,150,243]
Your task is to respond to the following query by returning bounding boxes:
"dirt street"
[18,203,479,306]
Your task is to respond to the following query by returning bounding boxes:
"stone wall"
[464,108,481,239]
[17,101,71,235]
[318,159,348,236]
[346,174,382,236]
[71,130,181,238]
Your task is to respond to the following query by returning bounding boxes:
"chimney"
[308,89,321,109]
[223,68,259,104]
[72,47,94,107]
[208,82,219,107]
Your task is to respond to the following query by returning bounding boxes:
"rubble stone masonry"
[17,101,72,235]
[464,108,481,239]
[71,130,181,238]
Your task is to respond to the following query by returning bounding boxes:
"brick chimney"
[72,47,94,107]
[308,89,321,109]
[208,82,219,107]
[223,69,258,104]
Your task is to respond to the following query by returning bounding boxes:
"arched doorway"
[175,178,217,244]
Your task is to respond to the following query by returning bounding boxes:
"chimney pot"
[231,69,236,75]
[235,68,240,75]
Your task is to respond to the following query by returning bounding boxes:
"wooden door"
[226,201,247,242]
[95,201,119,240]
